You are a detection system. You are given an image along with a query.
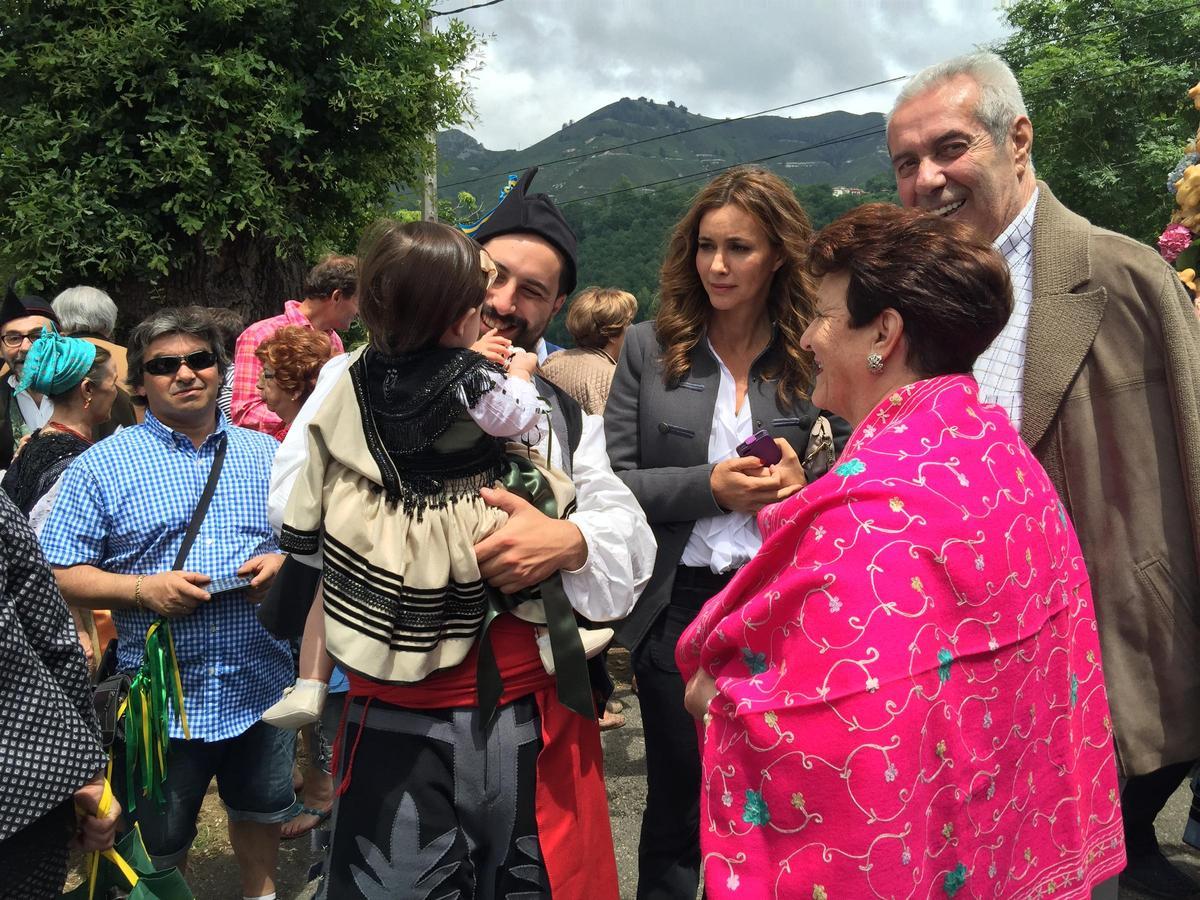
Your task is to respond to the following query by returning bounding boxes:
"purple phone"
[736,429,782,465]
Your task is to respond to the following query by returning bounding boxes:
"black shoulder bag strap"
[172,433,228,570]
[109,433,229,793]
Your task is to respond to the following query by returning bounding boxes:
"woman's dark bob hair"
[807,203,1013,377]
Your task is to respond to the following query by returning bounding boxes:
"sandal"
[281,804,332,841]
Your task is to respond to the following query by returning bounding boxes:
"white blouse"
[678,341,762,573]
[460,369,548,444]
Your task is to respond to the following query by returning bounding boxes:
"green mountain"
[435,97,891,203]
[427,97,899,348]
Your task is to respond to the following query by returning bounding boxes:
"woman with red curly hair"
[254,323,335,839]
[254,325,334,440]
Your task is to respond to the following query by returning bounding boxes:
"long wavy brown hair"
[655,166,816,411]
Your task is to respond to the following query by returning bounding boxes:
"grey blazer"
[605,320,850,652]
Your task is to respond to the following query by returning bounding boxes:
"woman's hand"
[769,438,807,500]
[684,669,718,719]
[71,774,121,853]
[711,456,794,513]
[71,609,94,668]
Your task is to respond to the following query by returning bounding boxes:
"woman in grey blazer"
[604,166,849,899]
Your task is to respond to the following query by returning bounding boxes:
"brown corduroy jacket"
[1024,183,1200,776]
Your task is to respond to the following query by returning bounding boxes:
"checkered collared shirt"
[40,411,291,741]
[231,300,344,439]
[973,189,1039,430]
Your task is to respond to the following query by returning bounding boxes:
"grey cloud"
[448,0,1012,150]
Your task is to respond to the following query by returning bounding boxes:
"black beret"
[473,167,578,296]
[2,279,58,329]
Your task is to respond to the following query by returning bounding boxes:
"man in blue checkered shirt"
[41,306,294,900]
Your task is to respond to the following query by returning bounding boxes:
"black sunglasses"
[143,349,218,377]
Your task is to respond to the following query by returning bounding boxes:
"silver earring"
[867,352,884,373]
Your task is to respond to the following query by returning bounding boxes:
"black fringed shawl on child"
[278,345,594,720]
[356,345,512,512]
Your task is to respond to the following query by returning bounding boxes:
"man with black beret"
[0,284,61,470]
[0,282,137,473]
[267,168,654,897]
[474,166,576,361]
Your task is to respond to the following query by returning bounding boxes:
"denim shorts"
[117,720,298,868]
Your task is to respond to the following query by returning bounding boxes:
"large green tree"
[996,0,1199,243]
[0,0,474,325]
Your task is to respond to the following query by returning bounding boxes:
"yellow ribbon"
[165,623,190,739]
[82,776,139,900]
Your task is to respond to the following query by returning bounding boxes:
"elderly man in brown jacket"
[889,51,1200,899]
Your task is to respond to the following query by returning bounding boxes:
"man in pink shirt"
[232,255,357,438]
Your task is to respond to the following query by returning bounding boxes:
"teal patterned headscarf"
[17,324,98,396]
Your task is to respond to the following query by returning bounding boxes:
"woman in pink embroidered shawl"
[677,204,1125,899]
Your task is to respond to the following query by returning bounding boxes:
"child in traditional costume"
[266,220,608,728]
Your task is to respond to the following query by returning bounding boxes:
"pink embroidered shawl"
[677,375,1124,900]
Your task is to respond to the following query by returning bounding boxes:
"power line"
[437,75,909,191]
[430,2,1196,196]
[558,125,887,207]
[555,50,1198,208]
[432,0,507,17]
[1019,50,1196,98]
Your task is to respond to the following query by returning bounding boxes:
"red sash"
[340,614,619,900]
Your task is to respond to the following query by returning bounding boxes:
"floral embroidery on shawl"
[678,375,1125,899]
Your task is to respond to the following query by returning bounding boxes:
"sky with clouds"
[435,0,1015,151]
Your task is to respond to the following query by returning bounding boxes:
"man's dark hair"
[205,307,245,355]
[302,254,357,301]
[808,203,1013,377]
[126,306,229,404]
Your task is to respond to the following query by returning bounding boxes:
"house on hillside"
[832,186,866,197]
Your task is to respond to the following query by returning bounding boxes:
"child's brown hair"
[357,220,490,354]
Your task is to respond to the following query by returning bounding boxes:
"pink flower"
[1159,223,1193,263]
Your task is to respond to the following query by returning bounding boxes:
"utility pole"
[421,13,438,221]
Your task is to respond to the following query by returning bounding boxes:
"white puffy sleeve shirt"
[269,353,654,622]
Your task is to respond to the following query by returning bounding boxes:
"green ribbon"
[475,455,595,722]
[123,619,188,813]
[499,452,560,517]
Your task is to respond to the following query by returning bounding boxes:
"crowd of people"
[4,50,1200,900]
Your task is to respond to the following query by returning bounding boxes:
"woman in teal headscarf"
[1,326,118,526]
[2,327,119,670]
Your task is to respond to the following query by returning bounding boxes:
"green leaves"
[0,0,475,293]
[996,0,1199,243]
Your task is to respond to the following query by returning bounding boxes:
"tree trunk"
[106,234,307,341]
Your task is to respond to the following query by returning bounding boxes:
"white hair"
[890,51,1029,147]
[52,285,119,338]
